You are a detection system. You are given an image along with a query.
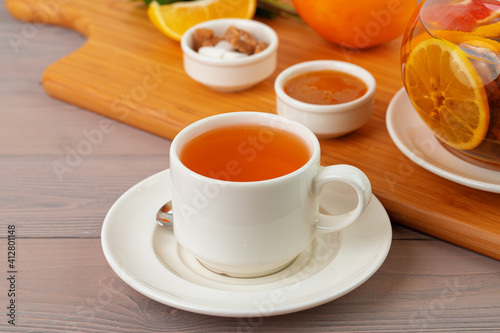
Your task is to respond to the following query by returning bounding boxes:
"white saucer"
[101,169,392,317]
[386,87,500,193]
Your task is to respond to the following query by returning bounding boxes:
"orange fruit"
[291,0,417,49]
[147,0,257,41]
[404,38,490,150]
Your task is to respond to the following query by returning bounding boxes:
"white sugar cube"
[198,46,225,59]
[215,40,235,52]
[222,51,248,60]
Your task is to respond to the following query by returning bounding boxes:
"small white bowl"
[275,60,376,138]
[181,18,278,92]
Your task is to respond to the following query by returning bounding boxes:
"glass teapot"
[401,0,500,167]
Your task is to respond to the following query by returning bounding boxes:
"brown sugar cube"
[201,36,222,47]
[254,41,269,54]
[192,28,215,51]
[222,25,257,55]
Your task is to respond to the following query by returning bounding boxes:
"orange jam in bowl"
[284,70,368,105]
[275,60,376,139]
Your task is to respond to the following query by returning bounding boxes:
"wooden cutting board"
[7,0,500,259]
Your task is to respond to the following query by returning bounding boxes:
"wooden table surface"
[2,3,500,332]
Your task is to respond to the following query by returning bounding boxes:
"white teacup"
[170,111,371,278]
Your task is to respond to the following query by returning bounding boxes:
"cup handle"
[313,165,372,233]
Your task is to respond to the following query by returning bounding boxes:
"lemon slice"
[433,29,500,52]
[147,0,257,41]
[473,21,500,38]
[404,38,490,150]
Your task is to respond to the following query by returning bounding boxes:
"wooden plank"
[1,237,498,332]
[5,0,500,260]
[0,155,169,238]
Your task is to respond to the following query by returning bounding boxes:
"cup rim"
[274,60,376,113]
[180,18,279,68]
[171,111,320,185]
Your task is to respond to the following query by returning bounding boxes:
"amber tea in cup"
[180,123,311,182]
[170,112,372,278]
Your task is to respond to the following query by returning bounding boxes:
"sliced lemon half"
[404,38,490,150]
[147,0,257,41]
